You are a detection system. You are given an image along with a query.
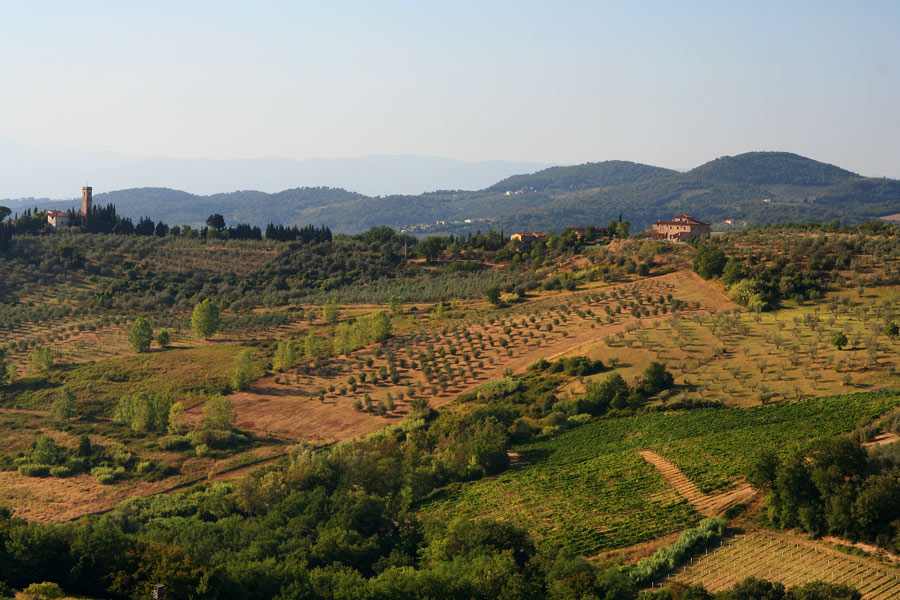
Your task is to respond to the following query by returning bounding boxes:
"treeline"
[264,223,332,243]
[1,203,333,246]
[751,421,900,551]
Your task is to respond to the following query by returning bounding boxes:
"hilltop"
[9,151,900,233]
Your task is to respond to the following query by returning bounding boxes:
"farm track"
[671,530,900,599]
[637,449,756,516]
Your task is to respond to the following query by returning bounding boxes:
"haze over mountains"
[9,151,900,235]
[0,137,550,198]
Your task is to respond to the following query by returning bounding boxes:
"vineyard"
[672,531,900,599]
[423,391,900,555]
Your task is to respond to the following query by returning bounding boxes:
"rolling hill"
[9,151,900,234]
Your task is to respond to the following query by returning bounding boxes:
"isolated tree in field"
[831,331,848,350]
[191,299,221,340]
[884,322,899,341]
[232,349,254,391]
[51,386,76,421]
[129,317,153,353]
[203,394,236,431]
[115,392,172,432]
[156,328,171,348]
[484,285,502,306]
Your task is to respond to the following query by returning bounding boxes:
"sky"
[1,0,899,177]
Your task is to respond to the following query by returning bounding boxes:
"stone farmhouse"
[510,232,547,247]
[47,186,92,228]
[651,214,711,242]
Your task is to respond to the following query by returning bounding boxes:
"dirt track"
[638,449,756,517]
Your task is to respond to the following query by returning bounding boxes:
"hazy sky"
[2,1,899,175]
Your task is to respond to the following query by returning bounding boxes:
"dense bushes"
[333,311,392,355]
[13,432,151,484]
[114,392,172,433]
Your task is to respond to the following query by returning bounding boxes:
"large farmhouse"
[510,232,547,247]
[651,214,710,242]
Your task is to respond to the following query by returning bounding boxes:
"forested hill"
[487,160,679,192]
[687,151,859,185]
[14,152,900,234]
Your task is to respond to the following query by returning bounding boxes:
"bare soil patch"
[863,432,899,448]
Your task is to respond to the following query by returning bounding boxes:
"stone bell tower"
[82,186,92,215]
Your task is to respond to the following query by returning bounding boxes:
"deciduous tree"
[51,387,76,421]
[191,299,221,340]
[128,317,153,353]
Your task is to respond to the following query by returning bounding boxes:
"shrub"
[28,345,54,372]
[49,465,72,478]
[22,582,64,599]
[475,377,519,402]
[158,435,191,450]
[29,434,60,465]
[157,328,171,348]
[91,466,123,484]
[18,464,50,477]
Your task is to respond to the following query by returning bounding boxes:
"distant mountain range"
[7,151,900,235]
[0,137,551,198]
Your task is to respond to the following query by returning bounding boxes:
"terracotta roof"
[652,216,710,226]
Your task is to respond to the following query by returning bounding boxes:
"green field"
[424,391,900,555]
